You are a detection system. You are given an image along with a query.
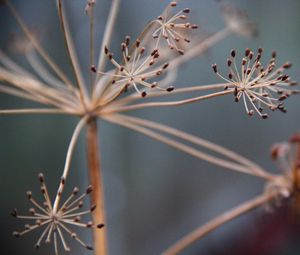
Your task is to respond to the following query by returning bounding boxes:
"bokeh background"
[1,0,300,254]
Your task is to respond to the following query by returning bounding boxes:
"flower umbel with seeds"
[212,48,299,118]
[1,0,299,254]
[12,173,104,254]
[92,36,174,98]
[152,1,198,54]
[164,133,300,255]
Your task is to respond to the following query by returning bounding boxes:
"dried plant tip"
[101,41,171,97]
[86,185,93,194]
[11,208,18,217]
[85,0,96,14]
[12,174,104,254]
[73,187,79,195]
[152,2,198,54]
[213,48,298,118]
[267,136,300,211]
[97,223,105,229]
[231,49,236,58]
[91,65,97,73]
[86,245,94,250]
[170,1,177,7]
[38,173,45,183]
[166,86,175,92]
[90,204,97,212]
[104,45,109,55]
[212,64,218,73]
[13,231,21,238]
[86,221,93,228]
[26,191,32,199]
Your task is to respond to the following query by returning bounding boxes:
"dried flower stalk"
[0,0,298,254]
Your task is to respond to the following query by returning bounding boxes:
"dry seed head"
[11,173,104,255]
[266,135,300,212]
[96,37,174,97]
[85,0,96,14]
[212,48,299,119]
[152,1,198,54]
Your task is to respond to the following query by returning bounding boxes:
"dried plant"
[12,173,104,253]
[0,0,299,255]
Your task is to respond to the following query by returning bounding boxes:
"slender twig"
[163,191,278,255]
[89,1,95,89]
[96,0,121,76]
[25,50,71,91]
[102,89,234,114]
[103,114,268,178]
[53,116,89,212]
[111,114,274,179]
[56,0,88,105]
[5,0,76,91]
[0,108,71,115]
[0,50,35,78]
[86,117,107,255]
[112,83,231,107]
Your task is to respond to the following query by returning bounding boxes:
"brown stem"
[163,192,278,255]
[86,117,107,255]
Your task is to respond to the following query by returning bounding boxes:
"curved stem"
[103,114,266,178]
[163,192,277,255]
[112,114,273,180]
[53,116,89,212]
[86,117,107,255]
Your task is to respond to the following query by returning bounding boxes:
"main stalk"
[86,117,107,255]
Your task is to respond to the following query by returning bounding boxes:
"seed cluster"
[153,1,198,54]
[212,48,299,118]
[92,36,174,97]
[11,173,104,254]
[267,134,300,211]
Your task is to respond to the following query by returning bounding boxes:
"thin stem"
[53,116,88,212]
[0,50,35,78]
[25,50,71,91]
[112,114,274,180]
[5,0,75,91]
[96,0,121,76]
[162,192,278,255]
[0,108,71,115]
[111,83,232,108]
[56,0,88,105]
[102,89,234,114]
[86,117,107,255]
[89,2,95,90]
[103,114,267,178]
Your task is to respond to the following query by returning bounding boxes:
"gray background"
[0,0,300,254]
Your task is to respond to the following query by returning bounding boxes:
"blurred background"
[1,0,300,254]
